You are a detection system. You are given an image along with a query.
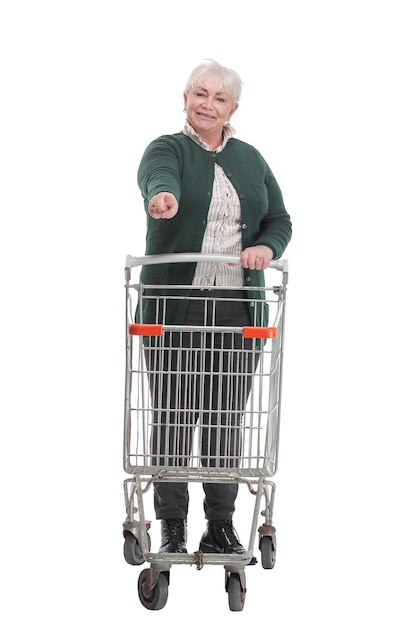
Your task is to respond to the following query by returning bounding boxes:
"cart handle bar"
[129,323,277,339]
[125,253,288,274]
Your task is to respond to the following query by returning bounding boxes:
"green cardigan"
[137,131,292,326]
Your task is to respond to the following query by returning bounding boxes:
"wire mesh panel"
[124,281,285,478]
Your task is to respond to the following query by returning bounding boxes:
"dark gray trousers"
[146,290,257,520]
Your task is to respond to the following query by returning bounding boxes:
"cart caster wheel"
[260,535,276,569]
[227,573,245,612]
[123,531,151,565]
[138,568,169,611]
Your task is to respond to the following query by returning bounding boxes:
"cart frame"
[122,253,288,611]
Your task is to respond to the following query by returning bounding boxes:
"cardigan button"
[246,276,251,282]
[249,301,255,307]
[239,194,245,199]
[241,223,247,229]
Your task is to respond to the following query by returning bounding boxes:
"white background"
[1,0,416,623]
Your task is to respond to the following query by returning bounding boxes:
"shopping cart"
[122,253,288,611]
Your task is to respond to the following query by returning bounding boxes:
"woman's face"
[183,75,238,145]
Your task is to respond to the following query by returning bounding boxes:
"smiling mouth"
[197,112,215,120]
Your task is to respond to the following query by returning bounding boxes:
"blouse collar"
[183,120,236,153]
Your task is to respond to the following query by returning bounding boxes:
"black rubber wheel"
[123,532,145,565]
[227,573,245,612]
[138,569,169,611]
[260,535,276,569]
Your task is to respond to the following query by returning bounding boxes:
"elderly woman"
[137,59,292,556]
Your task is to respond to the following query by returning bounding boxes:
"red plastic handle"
[129,323,163,336]
[242,326,277,339]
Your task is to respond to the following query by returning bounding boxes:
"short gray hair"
[184,59,243,104]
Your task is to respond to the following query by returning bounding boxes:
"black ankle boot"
[159,518,187,553]
[199,520,246,555]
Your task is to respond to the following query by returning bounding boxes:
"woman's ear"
[228,103,239,120]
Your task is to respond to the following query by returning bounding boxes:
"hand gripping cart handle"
[122,253,289,611]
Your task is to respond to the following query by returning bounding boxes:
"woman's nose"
[202,96,214,109]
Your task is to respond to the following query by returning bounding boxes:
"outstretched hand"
[148,192,179,219]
